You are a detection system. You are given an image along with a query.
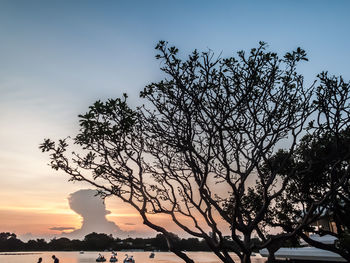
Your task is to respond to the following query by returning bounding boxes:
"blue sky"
[0,0,350,239]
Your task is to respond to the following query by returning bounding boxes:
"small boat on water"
[110,254,118,262]
[149,252,155,258]
[123,254,135,263]
[96,254,107,262]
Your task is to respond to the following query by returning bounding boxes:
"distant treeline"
[1,232,298,253]
[0,232,222,252]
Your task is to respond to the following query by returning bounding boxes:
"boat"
[259,235,346,262]
[110,254,118,262]
[149,252,155,258]
[260,247,346,262]
[96,254,107,262]
[123,254,135,263]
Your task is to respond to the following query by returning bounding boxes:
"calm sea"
[0,251,266,263]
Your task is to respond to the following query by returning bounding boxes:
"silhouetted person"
[38,258,42,263]
[52,255,59,263]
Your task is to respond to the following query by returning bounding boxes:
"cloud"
[49,227,75,231]
[18,233,33,242]
[63,189,132,239]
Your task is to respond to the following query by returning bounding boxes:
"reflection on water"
[0,251,266,263]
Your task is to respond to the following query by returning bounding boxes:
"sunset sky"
[1,0,350,241]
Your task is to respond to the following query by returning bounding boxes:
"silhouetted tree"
[26,238,48,251]
[151,234,168,251]
[40,41,347,263]
[49,237,73,251]
[0,232,24,251]
[263,74,350,261]
[84,232,114,251]
[69,239,84,251]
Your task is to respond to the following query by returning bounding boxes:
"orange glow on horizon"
[0,209,81,236]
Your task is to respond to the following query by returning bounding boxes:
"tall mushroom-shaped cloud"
[65,189,129,239]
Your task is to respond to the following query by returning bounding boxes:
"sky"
[0,0,350,241]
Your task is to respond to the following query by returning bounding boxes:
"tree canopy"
[40,41,350,263]
[265,76,350,261]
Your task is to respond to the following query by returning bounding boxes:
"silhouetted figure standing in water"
[37,257,42,263]
[52,255,59,263]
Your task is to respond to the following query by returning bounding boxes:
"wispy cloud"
[49,227,75,231]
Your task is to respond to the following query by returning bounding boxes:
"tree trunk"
[266,247,277,263]
[266,252,276,263]
[241,253,251,263]
[241,234,252,263]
